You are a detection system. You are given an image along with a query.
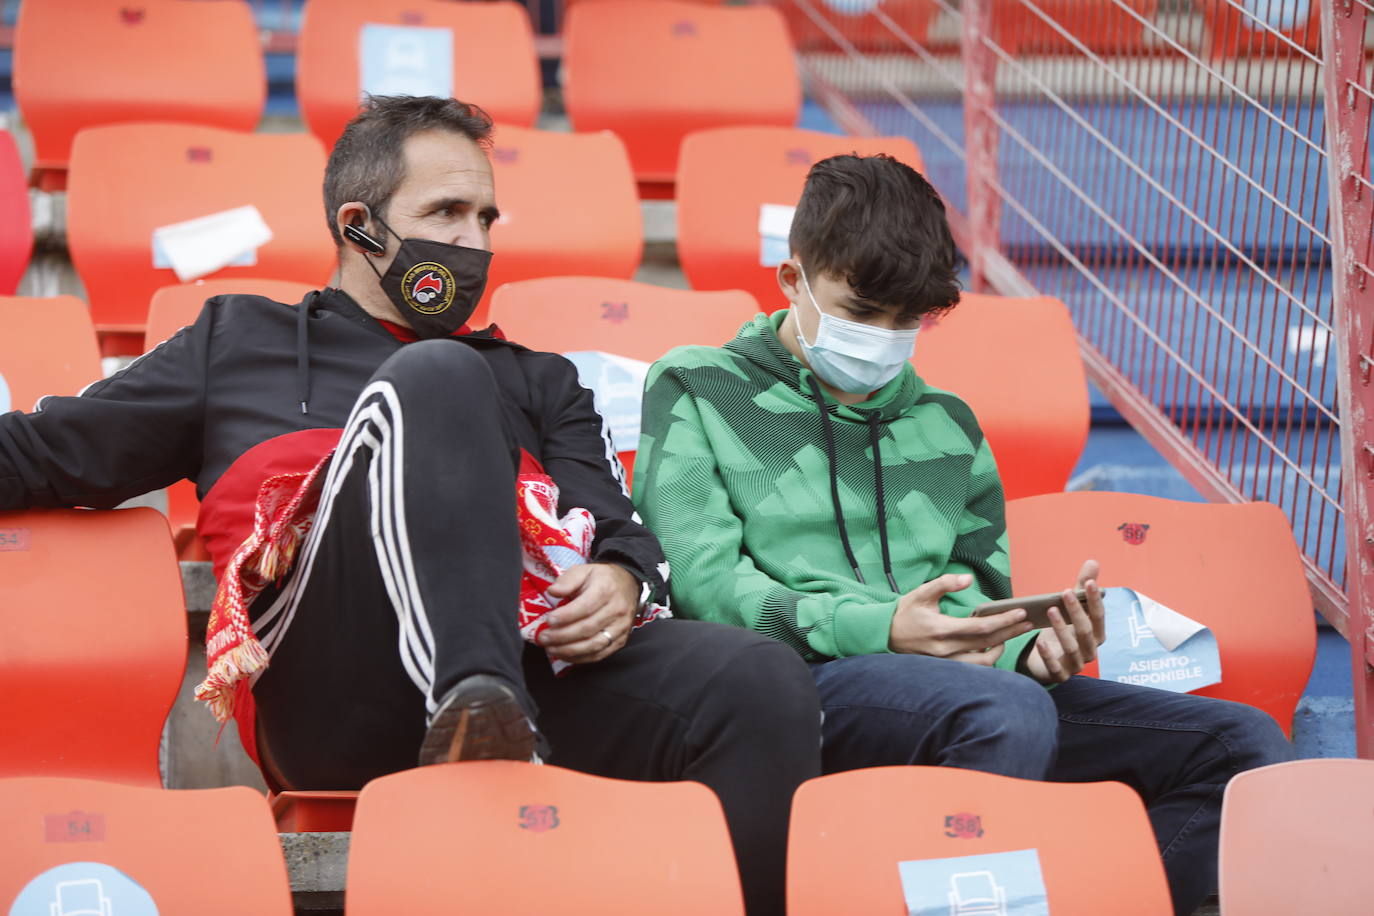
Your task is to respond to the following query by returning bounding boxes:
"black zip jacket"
[0,288,667,599]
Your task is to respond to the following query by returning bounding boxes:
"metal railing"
[781,0,1373,750]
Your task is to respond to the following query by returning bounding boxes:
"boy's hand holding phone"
[1020,559,1106,684]
[888,572,1035,664]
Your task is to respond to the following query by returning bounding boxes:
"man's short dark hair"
[789,153,961,318]
[323,95,495,247]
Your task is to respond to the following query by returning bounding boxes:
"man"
[634,153,1294,915]
[0,96,820,915]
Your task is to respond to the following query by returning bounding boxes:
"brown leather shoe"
[418,674,541,766]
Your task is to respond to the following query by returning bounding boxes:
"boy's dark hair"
[323,95,494,247]
[789,154,961,318]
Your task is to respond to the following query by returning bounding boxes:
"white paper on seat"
[758,203,796,267]
[151,205,272,282]
[359,23,454,99]
[562,351,651,453]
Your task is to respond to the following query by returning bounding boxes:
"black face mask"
[365,217,493,339]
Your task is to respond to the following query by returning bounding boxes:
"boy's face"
[778,258,923,339]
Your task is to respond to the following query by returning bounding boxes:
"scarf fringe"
[194,639,270,723]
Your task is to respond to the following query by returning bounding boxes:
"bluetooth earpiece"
[343,223,387,256]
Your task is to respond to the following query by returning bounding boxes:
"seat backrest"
[1219,758,1374,914]
[296,0,540,150]
[0,777,291,914]
[1005,491,1316,732]
[788,766,1171,915]
[780,0,938,53]
[66,124,332,340]
[488,276,758,360]
[1201,0,1321,58]
[0,130,32,294]
[676,127,924,312]
[0,508,187,786]
[0,296,101,413]
[479,125,642,327]
[13,0,264,180]
[992,0,1159,54]
[564,0,800,186]
[346,760,745,914]
[0,505,188,785]
[145,279,319,349]
[914,293,1089,499]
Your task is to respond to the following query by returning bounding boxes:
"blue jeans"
[811,655,1296,915]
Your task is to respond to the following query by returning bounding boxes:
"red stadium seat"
[1220,758,1374,913]
[296,0,541,150]
[346,761,745,914]
[788,766,1171,915]
[478,125,642,327]
[563,0,801,193]
[0,777,291,915]
[145,279,317,557]
[270,790,360,833]
[488,276,758,360]
[13,0,264,189]
[0,296,101,413]
[992,0,1159,55]
[0,130,32,294]
[0,508,186,786]
[66,124,332,353]
[780,0,938,54]
[914,294,1089,499]
[1006,491,1316,734]
[1201,0,1321,58]
[676,127,925,311]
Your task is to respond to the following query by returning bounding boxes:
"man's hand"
[889,573,1033,665]
[538,563,641,665]
[1023,559,1107,684]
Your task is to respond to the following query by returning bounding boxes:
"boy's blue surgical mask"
[795,263,919,394]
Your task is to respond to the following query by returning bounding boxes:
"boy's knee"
[1213,702,1296,770]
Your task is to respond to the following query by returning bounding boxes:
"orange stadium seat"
[788,766,1171,915]
[346,761,745,914]
[13,0,265,189]
[0,130,32,294]
[488,276,758,358]
[145,279,317,557]
[914,294,1089,499]
[676,127,925,311]
[992,0,1159,54]
[780,0,938,54]
[563,0,801,193]
[0,508,186,786]
[479,125,642,327]
[1219,758,1374,914]
[296,0,541,150]
[0,777,291,915]
[0,296,101,413]
[1005,491,1316,733]
[66,124,333,353]
[1201,0,1321,58]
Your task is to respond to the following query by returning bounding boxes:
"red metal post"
[960,0,1000,294]
[1321,0,1374,756]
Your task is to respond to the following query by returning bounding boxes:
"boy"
[635,153,1293,914]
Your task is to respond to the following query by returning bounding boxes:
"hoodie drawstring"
[804,375,898,593]
[296,291,317,415]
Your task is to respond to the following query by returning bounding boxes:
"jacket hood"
[723,310,925,423]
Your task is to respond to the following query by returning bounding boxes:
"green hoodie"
[634,310,1035,669]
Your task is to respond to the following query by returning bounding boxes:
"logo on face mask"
[401,262,455,314]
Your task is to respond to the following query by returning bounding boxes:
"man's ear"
[336,202,385,255]
[776,257,803,303]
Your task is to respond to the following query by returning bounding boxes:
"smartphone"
[972,589,1090,629]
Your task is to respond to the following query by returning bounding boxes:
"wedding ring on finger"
[600,628,614,649]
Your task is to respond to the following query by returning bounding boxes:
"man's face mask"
[795,263,919,394]
[362,214,493,339]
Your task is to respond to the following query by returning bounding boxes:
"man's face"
[783,258,922,343]
[376,129,499,257]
